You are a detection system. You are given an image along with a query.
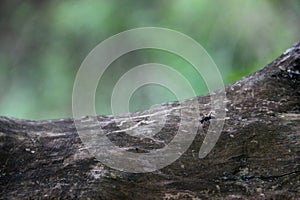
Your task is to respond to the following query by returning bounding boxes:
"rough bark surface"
[0,42,300,200]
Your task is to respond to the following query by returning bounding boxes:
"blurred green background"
[0,0,299,120]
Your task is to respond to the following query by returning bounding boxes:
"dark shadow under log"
[0,42,300,199]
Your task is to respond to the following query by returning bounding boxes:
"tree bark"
[1,41,300,200]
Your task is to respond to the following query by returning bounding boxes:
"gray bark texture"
[0,41,300,199]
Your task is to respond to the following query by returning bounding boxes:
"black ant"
[200,112,215,124]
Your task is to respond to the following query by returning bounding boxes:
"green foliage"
[0,0,299,119]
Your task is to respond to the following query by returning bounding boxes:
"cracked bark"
[0,41,300,199]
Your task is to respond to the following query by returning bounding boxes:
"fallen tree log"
[0,41,299,199]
